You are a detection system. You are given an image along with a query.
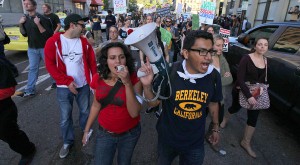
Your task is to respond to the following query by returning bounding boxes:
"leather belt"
[98,124,138,137]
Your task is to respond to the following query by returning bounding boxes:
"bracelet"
[212,122,219,126]
[84,130,89,133]
[212,129,220,133]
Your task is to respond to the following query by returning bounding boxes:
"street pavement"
[1,49,300,165]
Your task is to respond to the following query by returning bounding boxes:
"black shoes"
[19,147,36,165]
[50,83,57,89]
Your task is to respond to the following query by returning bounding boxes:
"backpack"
[246,21,251,30]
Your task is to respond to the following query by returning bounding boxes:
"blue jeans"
[95,123,141,165]
[157,136,205,165]
[57,84,91,145]
[25,48,45,94]
[168,50,174,63]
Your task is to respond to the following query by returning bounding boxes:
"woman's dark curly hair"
[98,42,135,80]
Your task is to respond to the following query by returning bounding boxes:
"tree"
[103,0,109,10]
[128,0,138,12]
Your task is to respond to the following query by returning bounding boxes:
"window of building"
[272,27,300,54]
[246,26,279,48]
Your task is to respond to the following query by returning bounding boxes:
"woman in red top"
[82,42,143,165]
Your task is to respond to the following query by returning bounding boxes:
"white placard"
[177,3,183,14]
[199,1,216,25]
[219,28,230,52]
[114,0,127,14]
[0,0,5,7]
[242,1,248,10]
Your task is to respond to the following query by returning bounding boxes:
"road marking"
[15,60,29,66]
[16,73,51,92]
[45,85,52,91]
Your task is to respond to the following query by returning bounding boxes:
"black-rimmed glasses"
[189,48,217,57]
[73,22,85,28]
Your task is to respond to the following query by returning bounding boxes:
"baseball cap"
[64,14,89,26]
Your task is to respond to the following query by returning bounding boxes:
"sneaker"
[19,147,36,165]
[16,92,35,98]
[59,144,70,158]
[50,83,57,89]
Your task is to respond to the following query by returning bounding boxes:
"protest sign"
[156,7,171,17]
[192,14,199,30]
[177,3,183,14]
[114,0,127,14]
[199,1,216,25]
[143,5,156,14]
[219,28,230,52]
[160,27,172,46]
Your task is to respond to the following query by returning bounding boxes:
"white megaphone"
[125,23,167,77]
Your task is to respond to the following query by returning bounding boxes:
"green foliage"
[129,0,138,12]
[103,0,109,10]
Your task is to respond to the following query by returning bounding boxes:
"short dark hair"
[23,0,37,6]
[296,5,299,8]
[183,30,214,50]
[108,10,112,14]
[43,3,51,10]
[108,25,118,32]
[97,42,136,80]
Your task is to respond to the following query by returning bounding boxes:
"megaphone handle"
[137,65,159,78]
[137,70,147,78]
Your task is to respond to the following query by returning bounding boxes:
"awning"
[72,0,104,6]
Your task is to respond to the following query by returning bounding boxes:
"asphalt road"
[1,50,300,165]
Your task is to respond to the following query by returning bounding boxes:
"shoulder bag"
[239,58,270,110]
[98,78,123,110]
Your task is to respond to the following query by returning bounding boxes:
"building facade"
[223,0,300,27]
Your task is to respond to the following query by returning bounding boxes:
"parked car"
[224,22,300,125]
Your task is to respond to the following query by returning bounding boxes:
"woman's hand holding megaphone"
[139,58,154,87]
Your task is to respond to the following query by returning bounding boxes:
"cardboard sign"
[219,28,230,52]
[114,0,127,14]
[199,1,216,25]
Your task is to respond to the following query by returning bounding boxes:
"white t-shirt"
[59,35,87,88]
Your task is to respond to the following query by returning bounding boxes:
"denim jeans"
[25,48,45,94]
[95,123,141,165]
[168,50,174,63]
[56,84,91,145]
[157,136,205,165]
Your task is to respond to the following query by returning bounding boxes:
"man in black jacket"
[18,0,53,97]
[104,10,116,40]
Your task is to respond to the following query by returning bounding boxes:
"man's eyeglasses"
[73,22,85,28]
[189,48,217,57]
[166,21,171,23]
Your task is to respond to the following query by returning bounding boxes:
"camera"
[116,65,124,71]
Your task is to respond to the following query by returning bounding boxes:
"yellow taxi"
[4,26,28,51]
